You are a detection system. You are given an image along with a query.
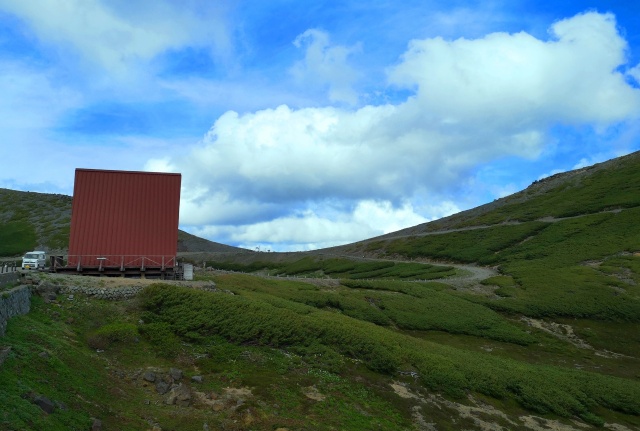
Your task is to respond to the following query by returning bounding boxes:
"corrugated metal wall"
[67,169,181,268]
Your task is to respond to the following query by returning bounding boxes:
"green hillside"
[1,152,640,430]
[0,189,71,255]
[353,153,640,322]
[389,150,640,234]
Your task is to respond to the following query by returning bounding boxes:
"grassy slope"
[0,189,71,255]
[356,152,640,322]
[205,255,457,281]
[0,286,414,431]
[139,282,640,424]
[379,150,640,236]
[3,274,639,430]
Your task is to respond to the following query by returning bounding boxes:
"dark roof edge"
[75,168,181,176]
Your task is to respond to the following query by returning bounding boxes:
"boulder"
[155,380,170,395]
[169,368,183,381]
[35,282,60,298]
[91,418,102,431]
[143,371,156,382]
[165,383,192,406]
[33,395,55,414]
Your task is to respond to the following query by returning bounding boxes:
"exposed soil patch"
[390,381,633,431]
[390,382,417,399]
[518,416,591,431]
[521,317,593,350]
[521,317,631,359]
[604,424,636,431]
[194,387,253,412]
[303,385,326,401]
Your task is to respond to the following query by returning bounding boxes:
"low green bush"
[481,275,519,297]
[0,220,37,256]
[205,256,456,281]
[216,274,531,344]
[86,322,138,350]
[137,321,182,357]
[138,284,640,422]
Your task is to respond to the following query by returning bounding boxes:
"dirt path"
[314,252,498,287]
[433,263,497,287]
[375,208,626,242]
[313,209,628,288]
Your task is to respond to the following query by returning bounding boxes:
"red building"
[59,168,181,278]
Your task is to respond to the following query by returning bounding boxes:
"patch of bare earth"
[390,381,632,431]
[303,385,326,401]
[518,416,591,431]
[193,387,253,412]
[604,425,636,431]
[521,317,631,359]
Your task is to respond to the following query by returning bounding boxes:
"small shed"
[59,168,181,278]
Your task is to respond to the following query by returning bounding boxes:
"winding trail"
[312,252,498,287]
[308,208,630,287]
[371,208,625,242]
[432,263,497,287]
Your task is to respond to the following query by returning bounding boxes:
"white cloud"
[0,61,82,131]
[627,64,640,85]
[388,12,639,126]
[188,200,429,250]
[0,0,232,74]
[417,201,462,222]
[161,77,316,112]
[153,12,640,250]
[0,61,83,190]
[353,200,428,235]
[290,29,362,105]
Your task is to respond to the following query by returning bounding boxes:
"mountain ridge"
[343,150,640,245]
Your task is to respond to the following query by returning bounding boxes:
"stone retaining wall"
[58,285,144,300]
[0,272,20,288]
[0,285,31,337]
[53,283,217,300]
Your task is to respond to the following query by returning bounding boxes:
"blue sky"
[0,1,639,251]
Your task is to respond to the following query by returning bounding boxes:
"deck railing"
[63,255,177,271]
[0,263,17,273]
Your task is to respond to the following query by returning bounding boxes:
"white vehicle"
[22,251,46,270]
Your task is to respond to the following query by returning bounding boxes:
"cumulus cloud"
[0,0,232,74]
[0,61,82,131]
[0,61,84,189]
[150,12,640,250]
[388,12,640,125]
[0,62,196,192]
[290,29,362,104]
[187,200,429,251]
[628,64,640,85]
[160,77,316,113]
